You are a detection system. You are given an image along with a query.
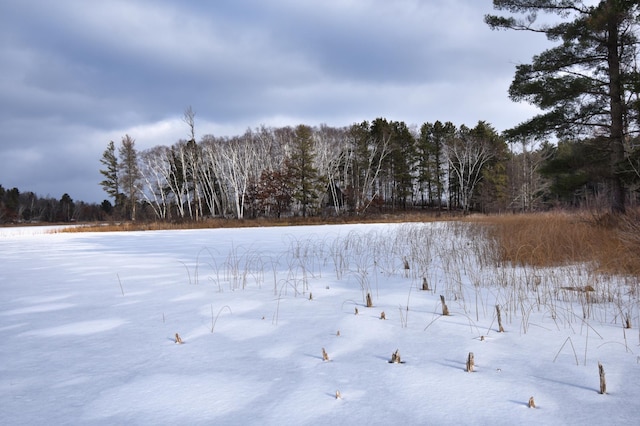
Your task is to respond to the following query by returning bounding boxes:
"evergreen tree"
[100,199,113,215]
[486,0,640,213]
[540,138,612,205]
[288,125,320,217]
[417,121,454,209]
[472,121,510,212]
[118,135,141,221]
[1,187,19,222]
[0,185,5,222]
[99,140,119,208]
[59,193,74,222]
[345,121,371,211]
[382,120,416,210]
[619,136,640,191]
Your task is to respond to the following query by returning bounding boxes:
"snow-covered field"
[1,222,638,425]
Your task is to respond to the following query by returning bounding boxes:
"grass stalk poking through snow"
[116,273,125,296]
[211,305,232,334]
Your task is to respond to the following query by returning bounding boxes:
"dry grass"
[465,210,640,276]
[58,212,448,233]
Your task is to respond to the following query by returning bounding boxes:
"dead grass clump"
[616,209,640,273]
[322,348,330,362]
[421,277,430,291]
[598,362,607,394]
[467,211,640,276]
[440,295,450,316]
[466,352,475,372]
[366,293,373,308]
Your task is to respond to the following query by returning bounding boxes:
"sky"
[0,0,557,204]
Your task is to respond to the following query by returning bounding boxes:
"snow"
[1,222,638,425]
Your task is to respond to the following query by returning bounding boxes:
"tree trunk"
[607,1,626,214]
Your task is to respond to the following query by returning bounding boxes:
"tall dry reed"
[466,211,640,276]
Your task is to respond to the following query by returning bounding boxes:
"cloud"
[0,0,555,203]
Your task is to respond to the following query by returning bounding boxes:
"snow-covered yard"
[1,222,638,425]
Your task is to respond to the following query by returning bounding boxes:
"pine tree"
[379,120,416,210]
[418,121,454,210]
[539,138,611,205]
[59,193,74,222]
[118,135,140,221]
[486,0,640,213]
[288,125,321,217]
[99,140,119,208]
[472,122,510,212]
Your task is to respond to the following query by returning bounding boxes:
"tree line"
[0,186,106,223]
[96,116,639,222]
[2,114,638,224]
[99,119,507,221]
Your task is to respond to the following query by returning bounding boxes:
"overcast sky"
[0,0,555,204]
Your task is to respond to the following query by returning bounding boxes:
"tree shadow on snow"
[532,375,594,393]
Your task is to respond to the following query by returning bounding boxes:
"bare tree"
[183,107,203,220]
[508,138,553,212]
[199,135,226,217]
[445,124,495,213]
[315,125,348,215]
[344,122,391,213]
[138,146,171,220]
[215,132,258,218]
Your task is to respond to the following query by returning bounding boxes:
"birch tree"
[138,146,171,220]
[216,132,257,219]
[344,121,390,213]
[199,135,226,217]
[445,123,496,213]
[315,124,348,215]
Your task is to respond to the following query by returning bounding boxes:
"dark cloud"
[0,0,554,203]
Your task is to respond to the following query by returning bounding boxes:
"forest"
[1,116,638,224]
[91,118,639,222]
